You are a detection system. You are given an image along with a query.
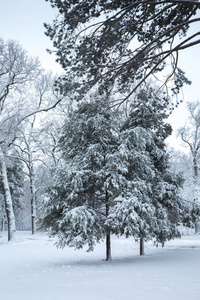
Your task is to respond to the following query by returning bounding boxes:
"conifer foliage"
[107,90,183,248]
[42,90,183,258]
[44,0,199,102]
[42,96,120,259]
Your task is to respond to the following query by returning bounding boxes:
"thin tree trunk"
[106,190,112,261]
[140,237,145,256]
[106,232,112,261]
[2,216,5,232]
[193,153,198,203]
[30,171,36,234]
[0,146,16,241]
[193,153,200,233]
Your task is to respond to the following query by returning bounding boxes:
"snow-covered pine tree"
[42,95,121,260]
[107,89,183,254]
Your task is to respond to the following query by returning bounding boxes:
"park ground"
[0,230,199,300]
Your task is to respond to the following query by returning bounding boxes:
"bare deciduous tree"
[0,39,40,241]
[178,100,200,232]
[11,72,68,234]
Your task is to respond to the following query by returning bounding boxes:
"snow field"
[0,232,199,300]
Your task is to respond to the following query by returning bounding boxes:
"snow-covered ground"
[0,231,199,300]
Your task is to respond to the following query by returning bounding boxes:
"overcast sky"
[0,0,62,72]
[0,0,200,150]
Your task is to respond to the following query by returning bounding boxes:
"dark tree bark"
[140,237,145,256]
[106,190,112,261]
[106,232,112,261]
[30,172,36,235]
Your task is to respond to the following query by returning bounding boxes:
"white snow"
[0,231,200,300]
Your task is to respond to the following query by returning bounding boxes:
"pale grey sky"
[0,0,199,149]
[0,0,62,72]
[167,28,200,150]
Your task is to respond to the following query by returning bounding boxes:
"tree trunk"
[0,147,16,241]
[106,190,112,261]
[195,221,200,234]
[106,232,112,261]
[140,237,145,256]
[30,170,36,234]
[193,153,200,234]
[2,215,6,232]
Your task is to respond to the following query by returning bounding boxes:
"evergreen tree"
[42,89,183,258]
[107,89,183,253]
[42,95,121,260]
